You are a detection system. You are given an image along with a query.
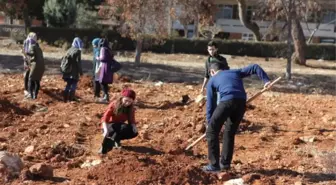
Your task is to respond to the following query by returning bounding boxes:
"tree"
[237,0,262,41]
[0,0,25,24]
[43,0,77,28]
[0,0,45,33]
[198,24,222,39]
[171,0,216,38]
[257,0,322,66]
[102,0,169,65]
[75,3,100,29]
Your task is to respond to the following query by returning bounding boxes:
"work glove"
[131,124,138,134]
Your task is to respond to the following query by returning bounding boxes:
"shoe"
[202,164,220,172]
[63,91,69,102]
[69,91,79,102]
[31,92,37,99]
[114,140,122,149]
[220,163,230,171]
[97,97,108,104]
[24,94,32,100]
[24,90,29,96]
[103,94,109,102]
[101,137,115,154]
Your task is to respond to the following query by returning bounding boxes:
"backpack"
[60,55,72,74]
[60,48,77,74]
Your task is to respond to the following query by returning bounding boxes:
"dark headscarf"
[99,38,109,48]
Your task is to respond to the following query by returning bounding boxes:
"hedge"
[29,27,335,60]
[29,27,134,51]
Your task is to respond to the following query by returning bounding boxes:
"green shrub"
[30,27,336,60]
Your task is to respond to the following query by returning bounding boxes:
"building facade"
[172,0,336,43]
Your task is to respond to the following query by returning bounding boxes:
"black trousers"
[101,123,138,154]
[93,80,109,99]
[24,70,30,91]
[93,81,101,98]
[206,99,246,169]
[28,80,40,99]
[101,83,109,97]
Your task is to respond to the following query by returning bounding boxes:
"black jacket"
[204,54,229,79]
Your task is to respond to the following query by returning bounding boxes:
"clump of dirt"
[51,141,86,159]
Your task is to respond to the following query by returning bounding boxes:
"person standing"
[23,32,45,100]
[61,37,83,102]
[91,38,102,101]
[96,38,114,103]
[200,41,230,105]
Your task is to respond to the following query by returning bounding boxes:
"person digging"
[98,89,138,154]
[203,63,271,172]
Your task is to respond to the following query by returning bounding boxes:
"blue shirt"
[206,64,270,123]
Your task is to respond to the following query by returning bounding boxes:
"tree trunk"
[167,0,172,37]
[183,24,188,38]
[237,0,261,41]
[286,17,292,80]
[23,8,31,34]
[193,17,199,38]
[10,17,13,25]
[135,39,143,65]
[291,17,306,65]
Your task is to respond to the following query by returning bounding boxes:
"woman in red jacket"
[99,89,138,154]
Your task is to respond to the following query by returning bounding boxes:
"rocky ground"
[0,43,335,185]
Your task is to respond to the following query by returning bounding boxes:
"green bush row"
[30,27,335,60]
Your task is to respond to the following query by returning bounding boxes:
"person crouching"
[99,89,138,154]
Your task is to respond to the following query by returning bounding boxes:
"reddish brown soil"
[0,74,335,185]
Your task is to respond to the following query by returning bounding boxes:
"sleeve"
[77,51,83,75]
[128,107,136,124]
[98,48,107,62]
[204,58,210,79]
[240,64,271,83]
[206,79,216,123]
[101,102,115,123]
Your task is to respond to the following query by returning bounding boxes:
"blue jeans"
[64,78,78,92]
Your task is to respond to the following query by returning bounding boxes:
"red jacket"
[101,101,136,125]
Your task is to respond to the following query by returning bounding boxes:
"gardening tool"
[185,77,282,151]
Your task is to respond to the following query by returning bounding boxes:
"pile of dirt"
[85,154,218,185]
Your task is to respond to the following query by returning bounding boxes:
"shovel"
[185,77,282,151]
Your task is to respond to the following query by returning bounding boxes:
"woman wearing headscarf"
[92,38,102,101]
[62,37,83,102]
[96,38,114,103]
[22,32,45,99]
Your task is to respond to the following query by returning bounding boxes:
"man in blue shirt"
[203,62,271,172]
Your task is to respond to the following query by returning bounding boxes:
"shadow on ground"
[0,54,335,95]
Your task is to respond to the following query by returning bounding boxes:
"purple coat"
[98,47,113,84]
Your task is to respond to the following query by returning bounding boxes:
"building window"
[246,6,255,21]
[322,10,336,23]
[216,5,233,19]
[242,33,254,41]
[320,38,335,44]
